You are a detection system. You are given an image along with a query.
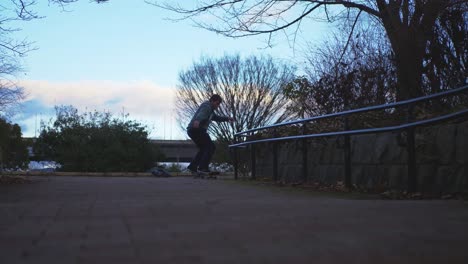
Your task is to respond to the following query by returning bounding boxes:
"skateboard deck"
[193,171,220,179]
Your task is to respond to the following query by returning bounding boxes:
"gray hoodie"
[187,101,229,130]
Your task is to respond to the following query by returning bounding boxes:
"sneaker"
[197,169,210,174]
[185,166,198,177]
[197,169,220,177]
[186,166,197,173]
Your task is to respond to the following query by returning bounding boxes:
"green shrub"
[34,105,164,172]
[0,118,28,170]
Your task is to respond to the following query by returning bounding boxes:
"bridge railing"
[229,85,468,192]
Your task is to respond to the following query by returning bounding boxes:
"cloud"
[20,80,175,114]
[16,80,184,139]
[19,98,54,117]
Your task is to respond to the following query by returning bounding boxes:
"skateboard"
[193,171,220,179]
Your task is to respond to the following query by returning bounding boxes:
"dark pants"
[187,128,216,171]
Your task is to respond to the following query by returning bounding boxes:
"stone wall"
[243,120,468,193]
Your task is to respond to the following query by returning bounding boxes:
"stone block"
[308,165,342,184]
[417,142,439,163]
[308,166,321,182]
[370,166,392,191]
[417,164,438,193]
[359,165,381,189]
[351,134,377,164]
[374,134,390,163]
[375,133,406,163]
[435,166,459,193]
[455,122,468,164]
[388,166,406,189]
[455,166,468,192]
[256,165,273,180]
[315,138,340,164]
[414,126,438,163]
[435,124,457,165]
[307,140,325,162]
[279,165,301,182]
[279,142,301,166]
[256,150,270,165]
[351,166,364,186]
[322,165,342,184]
[354,165,383,189]
[456,166,468,192]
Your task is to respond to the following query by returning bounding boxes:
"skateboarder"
[186,94,234,178]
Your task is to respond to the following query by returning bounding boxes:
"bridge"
[24,138,197,163]
[151,139,197,162]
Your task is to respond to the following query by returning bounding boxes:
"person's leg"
[187,129,203,172]
[198,132,216,171]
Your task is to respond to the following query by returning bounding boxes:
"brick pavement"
[1,176,467,264]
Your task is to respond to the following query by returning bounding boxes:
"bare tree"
[176,54,295,142]
[0,0,109,117]
[13,0,109,20]
[152,0,467,101]
[306,25,396,112]
[0,2,31,117]
[425,3,467,94]
[285,5,467,130]
[0,74,26,118]
[283,27,397,120]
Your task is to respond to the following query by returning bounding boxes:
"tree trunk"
[392,29,425,101]
[376,0,447,101]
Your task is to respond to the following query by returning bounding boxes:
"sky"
[11,0,330,140]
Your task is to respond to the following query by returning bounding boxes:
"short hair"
[209,94,223,103]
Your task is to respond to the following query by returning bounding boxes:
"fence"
[229,85,468,192]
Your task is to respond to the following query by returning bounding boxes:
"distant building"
[151,140,197,162]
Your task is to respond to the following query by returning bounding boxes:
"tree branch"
[336,9,362,68]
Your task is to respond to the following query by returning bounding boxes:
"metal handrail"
[229,84,468,192]
[234,84,468,137]
[230,108,468,147]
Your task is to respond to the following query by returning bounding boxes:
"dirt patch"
[226,178,468,200]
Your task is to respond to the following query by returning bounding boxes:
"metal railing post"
[302,123,308,183]
[273,129,278,182]
[343,117,352,189]
[250,143,256,180]
[233,135,238,180]
[406,105,417,192]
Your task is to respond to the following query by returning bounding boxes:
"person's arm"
[212,113,235,123]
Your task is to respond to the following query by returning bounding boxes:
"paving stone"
[1,176,468,264]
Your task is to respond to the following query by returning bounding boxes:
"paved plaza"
[1,176,467,264]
